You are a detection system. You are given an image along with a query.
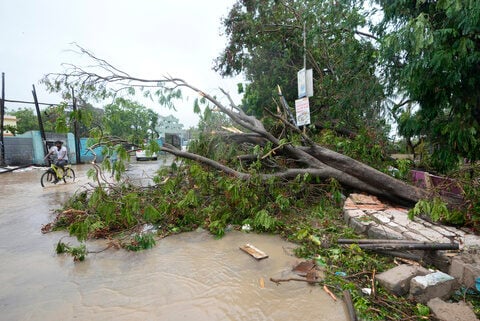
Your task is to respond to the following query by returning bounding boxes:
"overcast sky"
[0,0,243,128]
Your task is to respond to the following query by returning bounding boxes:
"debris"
[343,290,358,321]
[269,277,323,285]
[239,243,268,260]
[394,257,421,266]
[323,285,337,301]
[361,288,372,296]
[372,269,376,297]
[338,239,459,251]
[338,238,427,244]
[309,234,321,245]
[358,243,459,251]
[259,277,265,288]
[241,224,252,232]
[375,250,423,261]
[292,260,316,277]
[335,271,347,277]
[306,270,318,283]
[315,255,327,267]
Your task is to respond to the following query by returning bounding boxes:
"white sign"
[297,68,313,98]
[295,97,311,126]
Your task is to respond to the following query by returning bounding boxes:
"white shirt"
[50,146,68,161]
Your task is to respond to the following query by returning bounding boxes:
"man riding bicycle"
[44,140,69,182]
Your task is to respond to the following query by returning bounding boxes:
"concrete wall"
[5,131,81,166]
[80,137,104,163]
[4,136,34,165]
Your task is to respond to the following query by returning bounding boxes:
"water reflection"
[0,165,347,321]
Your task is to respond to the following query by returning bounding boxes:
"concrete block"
[409,271,456,304]
[427,297,478,321]
[401,231,430,242]
[372,213,391,224]
[463,235,480,249]
[367,224,403,240]
[449,256,468,283]
[424,252,453,274]
[376,264,430,296]
[418,229,449,242]
[463,264,480,289]
[383,208,409,216]
[429,224,458,238]
[348,218,369,234]
[343,209,365,224]
[443,225,466,236]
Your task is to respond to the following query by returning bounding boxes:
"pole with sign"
[295,22,313,127]
[295,97,310,126]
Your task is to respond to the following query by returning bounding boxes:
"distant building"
[155,115,185,138]
[2,115,17,136]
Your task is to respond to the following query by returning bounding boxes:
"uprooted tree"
[41,47,445,208]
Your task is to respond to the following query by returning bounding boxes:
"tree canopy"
[375,0,480,171]
[103,98,159,145]
[216,0,387,136]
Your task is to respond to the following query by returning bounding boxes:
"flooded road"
[0,160,348,321]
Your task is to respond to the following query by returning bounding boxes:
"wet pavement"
[0,160,348,321]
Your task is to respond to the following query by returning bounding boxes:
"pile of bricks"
[343,193,480,320]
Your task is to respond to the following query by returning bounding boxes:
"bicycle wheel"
[62,168,76,184]
[40,170,56,187]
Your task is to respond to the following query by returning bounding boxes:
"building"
[2,115,17,136]
[155,115,185,144]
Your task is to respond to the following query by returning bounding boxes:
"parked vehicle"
[135,149,158,161]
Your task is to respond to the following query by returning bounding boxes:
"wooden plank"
[240,243,269,260]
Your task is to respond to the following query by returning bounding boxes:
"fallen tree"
[43,46,445,207]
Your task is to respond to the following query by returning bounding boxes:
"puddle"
[0,165,347,321]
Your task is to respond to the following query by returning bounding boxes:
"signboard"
[295,97,310,126]
[297,68,313,98]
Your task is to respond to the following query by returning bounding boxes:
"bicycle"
[41,159,76,187]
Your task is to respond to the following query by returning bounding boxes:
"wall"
[4,136,34,165]
[5,131,80,166]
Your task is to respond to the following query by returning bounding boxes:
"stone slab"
[367,224,403,240]
[410,271,456,304]
[427,297,478,321]
[376,264,430,296]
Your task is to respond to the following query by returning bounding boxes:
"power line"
[0,98,73,107]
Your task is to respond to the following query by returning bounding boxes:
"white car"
[135,149,157,161]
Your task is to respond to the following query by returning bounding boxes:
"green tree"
[103,98,159,145]
[9,106,67,134]
[216,0,387,135]
[10,107,39,134]
[376,0,480,172]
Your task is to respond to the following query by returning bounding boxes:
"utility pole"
[303,21,307,76]
[32,85,47,157]
[0,72,6,166]
[71,87,81,164]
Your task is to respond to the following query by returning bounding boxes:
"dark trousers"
[55,159,68,169]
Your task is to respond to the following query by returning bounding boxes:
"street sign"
[297,68,313,98]
[295,97,311,126]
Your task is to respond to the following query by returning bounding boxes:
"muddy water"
[0,163,348,321]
